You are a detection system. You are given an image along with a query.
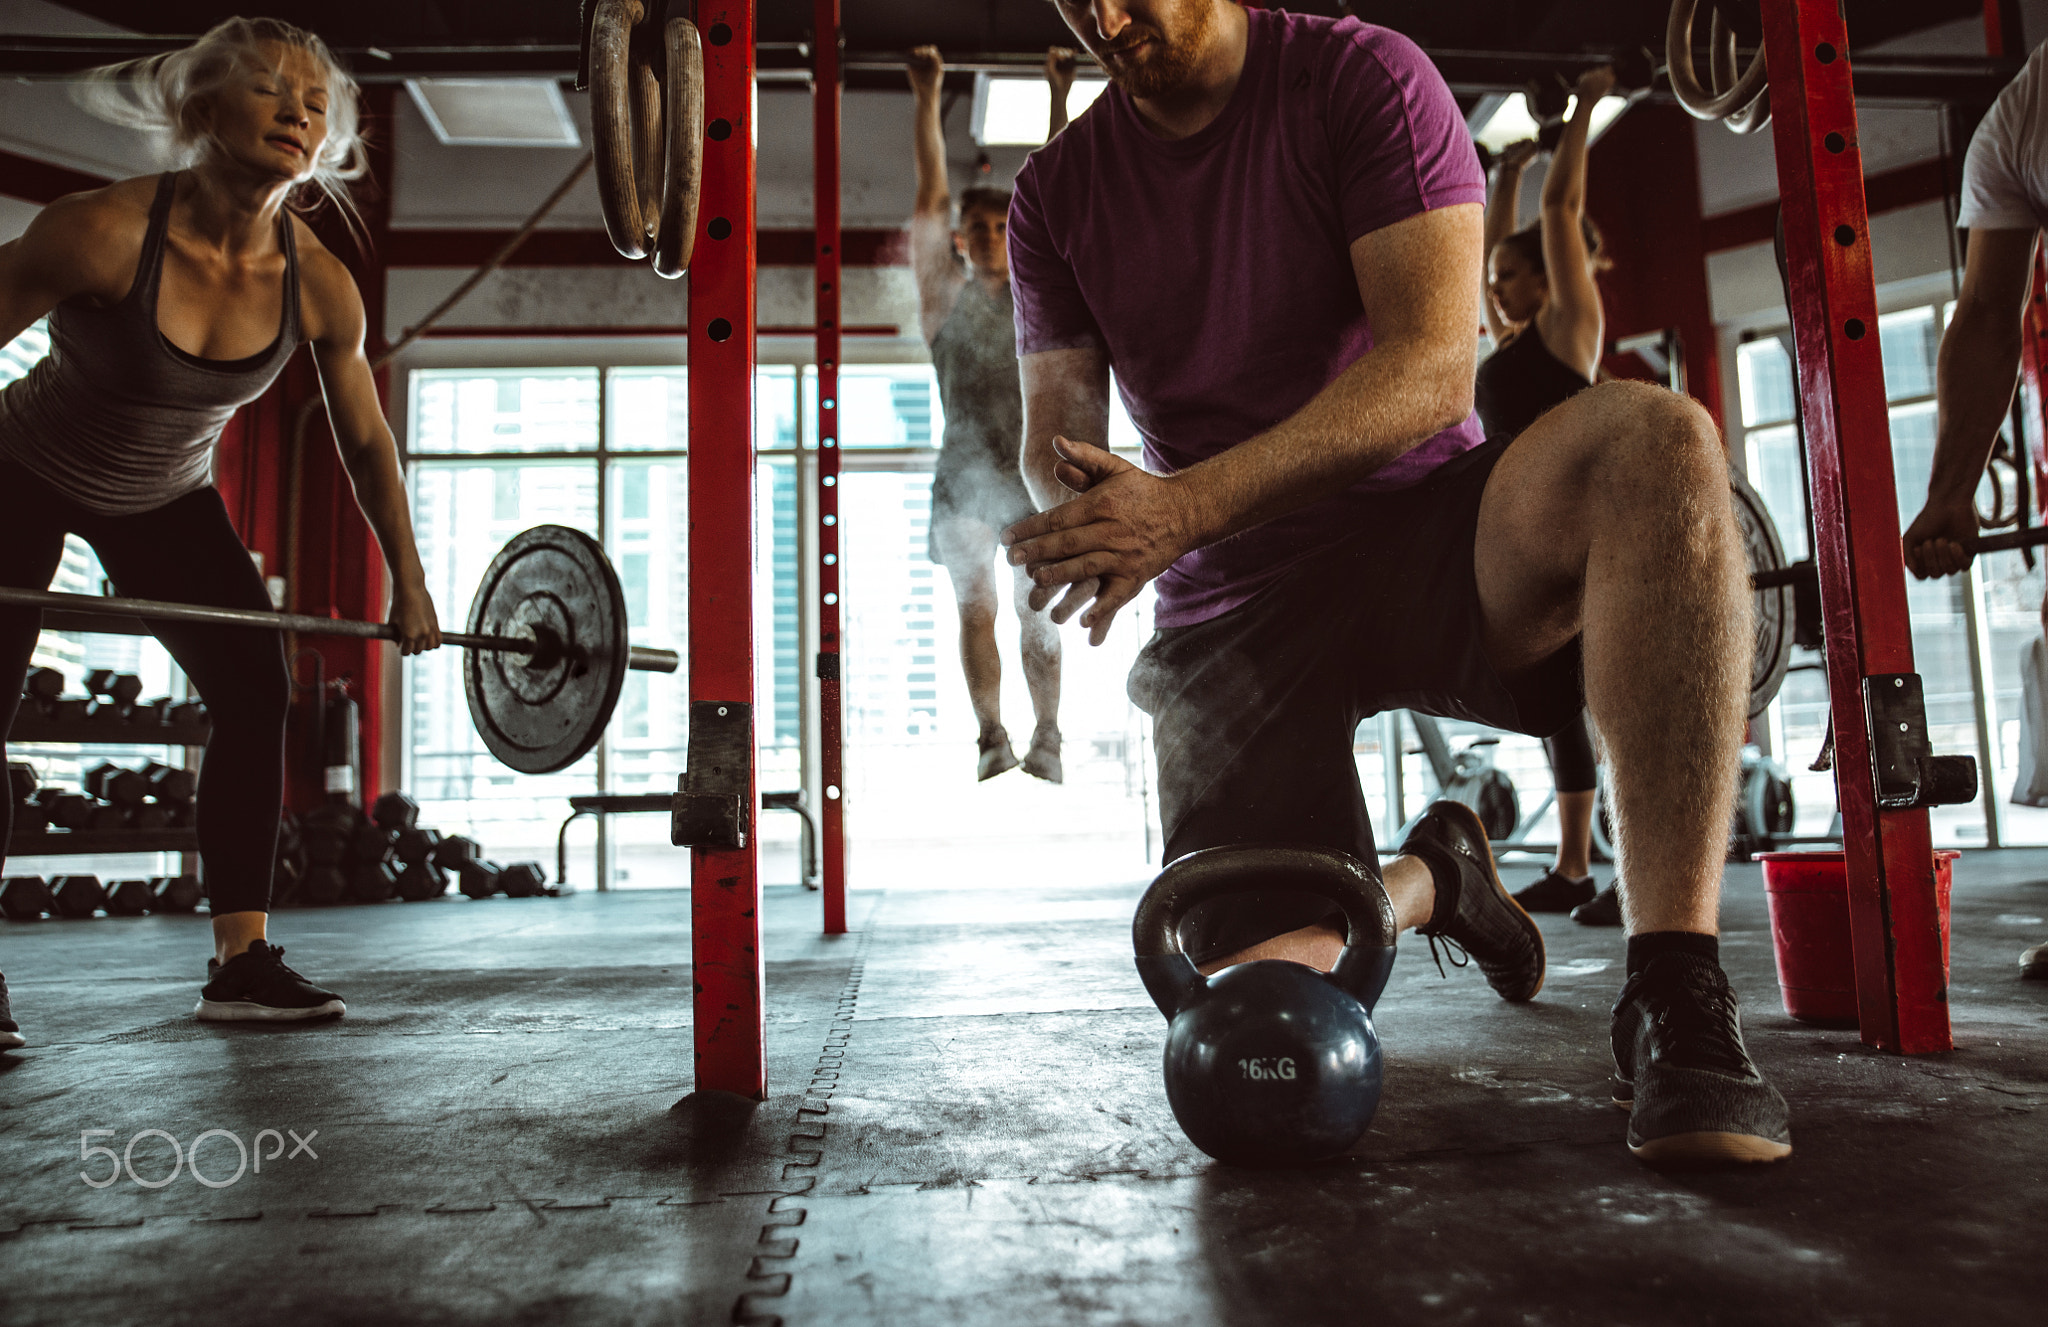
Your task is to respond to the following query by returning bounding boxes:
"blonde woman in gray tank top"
[0,20,438,1050]
[906,45,1075,784]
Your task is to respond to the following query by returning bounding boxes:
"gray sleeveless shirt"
[0,172,302,515]
[929,278,1025,477]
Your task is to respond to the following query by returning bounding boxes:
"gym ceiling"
[43,2,1991,74]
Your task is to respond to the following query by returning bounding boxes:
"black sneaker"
[196,942,345,1022]
[1572,881,1625,926]
[2022,940,2048,981]
[1513,870,1596,913]
[1403,800,1545,1002]
[1611,952,1792,1165]
[0,972,22,1050]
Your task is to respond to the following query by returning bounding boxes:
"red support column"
[690,1,766,1098]
[1763,0,1950,1053]
[813,0,848,935]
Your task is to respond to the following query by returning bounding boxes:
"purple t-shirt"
[1008,10,1487,628]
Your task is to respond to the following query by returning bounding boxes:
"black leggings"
[1544,710,1598,795]
[1,459,287,915]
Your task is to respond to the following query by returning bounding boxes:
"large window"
[403,366,804,889]
[404,357,1172,892]
[1736,301,2032,846]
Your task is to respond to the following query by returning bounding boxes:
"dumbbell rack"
[11,605,205,860]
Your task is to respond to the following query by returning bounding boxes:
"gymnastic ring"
[1708,6,1772,134]
[590,0,664,261]
[652,17,704,280]
[1667,0,1769,125]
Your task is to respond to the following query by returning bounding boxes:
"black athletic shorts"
[1127,435,1584,965]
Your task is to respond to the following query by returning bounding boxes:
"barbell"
[0,526,675,777]
[585,0,704,276]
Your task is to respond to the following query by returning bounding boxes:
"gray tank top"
[929,278,1025,476]
[0,172,302,515]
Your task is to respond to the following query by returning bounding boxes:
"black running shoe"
[1513,870,1596,913]
[0,972,22,1050]
[1403,800,1545,1002]
[1611,952,1792,1165]
[2022,941,2048,981]
[196,942,345,1022]
[1572,881,1625,926]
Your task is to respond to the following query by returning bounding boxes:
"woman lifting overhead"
[1476,65,1620,926]
[0,18,439,1053]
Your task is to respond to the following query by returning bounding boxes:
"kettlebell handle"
[1131,844,1400,1019]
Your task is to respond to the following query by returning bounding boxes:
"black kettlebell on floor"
[1133,845,1400,1168]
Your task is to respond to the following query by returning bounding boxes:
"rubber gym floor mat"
[752,864,2048,1325]
[0,889,884,1325]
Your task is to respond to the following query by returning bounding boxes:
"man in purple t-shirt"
[1003,0,1790,1167]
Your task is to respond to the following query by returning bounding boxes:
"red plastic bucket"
[1753,850,1957,1027]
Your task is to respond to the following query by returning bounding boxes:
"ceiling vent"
[406,79,581,148]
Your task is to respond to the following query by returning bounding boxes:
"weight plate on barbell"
[463,525,629,775]
[1731,466,1794,719]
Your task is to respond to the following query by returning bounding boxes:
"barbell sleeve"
[0,584,678,675]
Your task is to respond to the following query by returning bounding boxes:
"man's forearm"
[1174,336,1473,547]
[1484,164,1524,252]
[1928,309,2025,503]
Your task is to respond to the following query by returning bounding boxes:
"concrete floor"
[1,852,2045,1326]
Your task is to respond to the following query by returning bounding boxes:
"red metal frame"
[1763,0,1950,1053]
[689,0,766,1097]
[814,0,848,934]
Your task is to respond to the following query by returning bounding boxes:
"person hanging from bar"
[1006,0,1791,1164]
[0,18,441,1054]
[905,44,1075,783]
[1900,37,2048,983]
[1475,67,1622,927]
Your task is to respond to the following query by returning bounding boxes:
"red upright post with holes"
[690,0,766,1097]
[1763,0,1950,1053]
[813,0,848,935]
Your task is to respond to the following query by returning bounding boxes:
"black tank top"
[1474,327,1591,438]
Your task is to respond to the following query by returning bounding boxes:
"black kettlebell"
[1133,845,1399,1168]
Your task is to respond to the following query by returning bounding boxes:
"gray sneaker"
[1612,953,1792,1165]
[0,972,23,1050]
[1404,800,1545,1002]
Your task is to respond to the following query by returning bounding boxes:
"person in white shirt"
[1901,40,2048,981]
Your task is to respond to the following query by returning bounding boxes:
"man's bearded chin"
[1099,10,1214,98]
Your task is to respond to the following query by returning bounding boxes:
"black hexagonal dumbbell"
[87,803,130,831]
[431,834,480,872]
[8,761,36,806]
[22,666,64,713]
[399,860,450,901]
[499,862,549,898]
[131,803,171,830]
[297,866,347,906]
[395,826,443,867]
[85,763,147,807]
[144,762,198,807]
[105,879,154,917]
[1,876,54,920]
[457,859,502,900]
[51,875,106,919]
[347,859,400,904]
[371,791,421,833]
[150,875,205,913]
[85,670,144,710]
[39,792,93,831]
